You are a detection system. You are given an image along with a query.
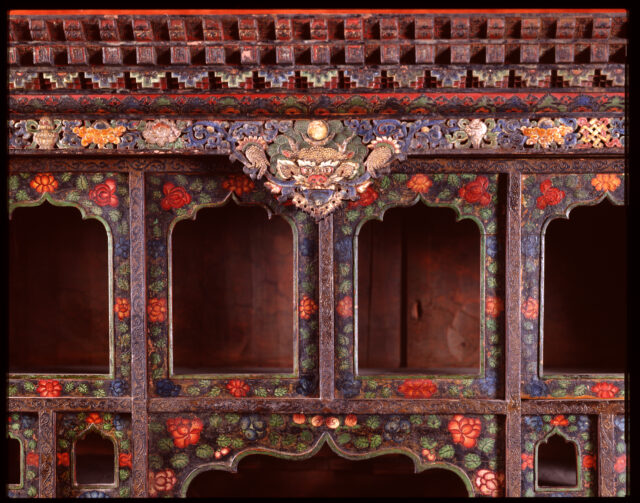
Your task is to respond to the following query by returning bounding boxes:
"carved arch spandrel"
[520,173,626,400]
[147,412,504,498]
[145,173,319,399]
[6,172,131,399]
[332,173,506,400]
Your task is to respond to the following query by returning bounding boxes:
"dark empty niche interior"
[185,443,470,498]
[543,200,626,374]
[7,436,22,486]
[9,202,110,374]
[74,430,116,485]
[171,203,294,374]
[537,433,578,488]
[357,203,481,374]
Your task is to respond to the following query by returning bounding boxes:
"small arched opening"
[74,429,116,485]
[536,432,579,488]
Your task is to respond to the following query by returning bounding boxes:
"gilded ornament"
[463,119,488,149]
[27,117,62,149]
[307,120,329,141]
[237,136,270,179]
[72,120,126,149]
[142,119,182,147]
[521,118,573,148]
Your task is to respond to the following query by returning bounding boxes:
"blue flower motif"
[109,379,127,397]
[383,416,411,443]
[296,375,316,396]
[300,237,314,257]
[114,240,130,259]
[522,234,539,257]
[335,238,352,261]
[239,414,267,441]
[20,415,37,429]
[148,239,166,259]
[155,379,181,397]
[480,374,497,395]
[336,373,361,399]
[577,416,591,432]
[485,236,499,258]
[113,415,124,431]
[525,380,549,398]
[614,416,625,432]
[78,491,110,498]
[524,416,543,431]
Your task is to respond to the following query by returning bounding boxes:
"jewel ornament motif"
[236,120,401,220]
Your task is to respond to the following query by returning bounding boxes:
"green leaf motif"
[170,453,189,469]
[23,381,36,392]
[209,415,222,428]
[225,413,240,424]
[616,442,626,454]
[583,441,593,453]
[464,453,482,470]
[438,445,455,459]
[58,439,69,449]
[354,436,369,449]
[420,437,437,450]
[337,433,352,445]
[426,415,441,429]
[8,175,20,190]
[274,387,288,397]
[27,486,38,497]
[338,280,352,294]
[300,430,313,443]
[409,415,423,425]
[208,387,221,397]
[370,434,383,449]
[186,386,201,396]
[477,437,495,454]
[216,435,231,447]
[231,438,245,449]
[196,444,216,459]
[253,387,268,397]
[380,387,392,398]
[269,414,285,428]
[76,175,89,191]
[119,469,130,481]
[366,416,380,429]
[157,438,174,452]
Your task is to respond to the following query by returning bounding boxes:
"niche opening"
[185,443,470,497]
[357,203,481,374]
[543,200,626,374]
[9,202,110,374]
[171,203,294,374]
[536,433,578,488]
[74,430,116,485]
[7,436,22,486]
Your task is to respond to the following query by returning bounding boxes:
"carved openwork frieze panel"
[6,413,40,498]
[520,173,626,400]
[55,412,133,498]
[332,172,505,400]
[521,414,597,497]
[145,173,319,398]
[7,172,131,400]
[147,412,504,497]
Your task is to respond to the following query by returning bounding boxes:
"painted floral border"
[520,173,625,399]
[7,172,131,399]
[55,412,133,498]
[145,173,319,398]
[521,414,597,497]
[8,116,625,153]
[333,173,504,399]
[147,412,504,498]
[6,413,39,498]
[613,415,627,496]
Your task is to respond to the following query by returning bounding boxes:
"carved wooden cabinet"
[6,9,627,498]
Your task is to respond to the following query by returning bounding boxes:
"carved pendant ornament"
[235,120,400,220]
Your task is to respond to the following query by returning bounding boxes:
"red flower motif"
[86,413,103,424]
[348,186,379,208]
[26,452,39,467]
[474,469,504,497]
[407,174,433,193]
[325,417,340,429]
[583,454,597,469]
[337,296,353,318]
[147,298,167,323]
[458,175,491,206]
[149,469,177,497]
[57,452,70,466]
[344,414,358,427]
[521,453,534,470]
[398,379,437,398]
[292,414,306,424]
[36,379,62,397]
[161,182,191,210]
[614,455,626,473]
[536,179,565,210]
[299,295,318,320]
[166,417,204,449]
[119,452,132,468]
[30,173,58,193]
[226,379,250,397]
[522,297,539,320]
[591,382,619,399]
[222,174,255,196]
[550,415,569,426]
[448,415,482,448]
[114,297,130,320]
[311,415,324,427]
[485,296,504,318]
[89,179,118,207]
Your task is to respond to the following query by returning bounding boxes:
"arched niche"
[8,199,111,375]
[356,201,482,375]
[535,431,579,490]
[6,434,23,487]
[169,199,295,375]
[542,198,626,375]
[182,442,472,498]
[73,428,117,486]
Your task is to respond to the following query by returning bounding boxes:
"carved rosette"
[235,120,401,220]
